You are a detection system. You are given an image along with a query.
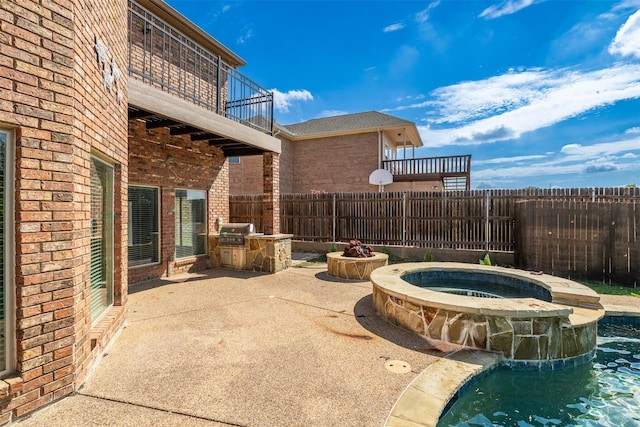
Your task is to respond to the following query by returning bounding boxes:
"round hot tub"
[370,262,605,368]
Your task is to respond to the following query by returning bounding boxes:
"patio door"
[90,157,114,322]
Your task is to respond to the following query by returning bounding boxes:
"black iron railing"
[128,0,274,135]
[383,155,472,190]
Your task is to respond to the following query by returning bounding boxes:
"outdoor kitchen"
[209,223,293,273]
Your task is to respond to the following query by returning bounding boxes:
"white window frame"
[1,128,15,375]
[128,184,161,268]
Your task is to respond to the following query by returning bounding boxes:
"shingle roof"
[279,111,414,136]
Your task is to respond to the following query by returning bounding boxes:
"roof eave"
[276,124,424,148]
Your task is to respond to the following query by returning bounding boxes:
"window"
[228,157,241,164]
[128,186,159,267]
[90,156,114,322]
[0,129,14,375]
[175,189,206,258]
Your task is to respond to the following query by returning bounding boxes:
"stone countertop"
[209,234,293,239]
[246,234,293,239]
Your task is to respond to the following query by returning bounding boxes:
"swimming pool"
[437,318,640,426]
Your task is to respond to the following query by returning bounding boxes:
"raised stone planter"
[326,252,389,280]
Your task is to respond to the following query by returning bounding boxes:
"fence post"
[332,193,337,243]
[485,190,490,252]
[402,192,407,246]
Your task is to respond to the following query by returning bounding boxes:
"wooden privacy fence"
[230,187,640,254]
[515,200,639,287]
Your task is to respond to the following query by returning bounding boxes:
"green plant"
[329,242,337,252]
[424,251,433,262]
[581,281,639,297]
[382,246,391,256]
[479,252,491,266]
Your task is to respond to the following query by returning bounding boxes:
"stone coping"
[385,301,638,427]
[370,262,604,318]
[385,350,501,427]
[377,262,610,427]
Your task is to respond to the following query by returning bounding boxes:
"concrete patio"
[14,261,640,427]
[15,265,443,427]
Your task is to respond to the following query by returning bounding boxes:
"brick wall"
[0,0,128,422]
[290,132,380,193]
[229,155,263,195]
[71,0,128,390]
[228,132,444,195]
[128,120,228,283]
[228,132,380,194]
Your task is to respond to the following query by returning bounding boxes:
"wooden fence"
[231,187,640,252]
[515,200,639,286]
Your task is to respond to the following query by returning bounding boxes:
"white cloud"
[470,136,640,183]
[383,23,405,33]
[474,154,548,165]
[479,0,538,20]
[625,126,640,134]
[559,138,640,160]
[415,1,441,23]
[609,9,640,58]
[271,89,313,113]
[318,110,349,118]
[236,28,254,45]
[412,64,640,147]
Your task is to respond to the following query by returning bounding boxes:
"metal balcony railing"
[383,155,472,190]
[128,0,274,135]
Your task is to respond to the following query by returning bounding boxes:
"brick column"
[263,152,280,235]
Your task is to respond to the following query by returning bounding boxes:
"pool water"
[402,270,553,301]
[437,321,640,427]
[419,278,536,299]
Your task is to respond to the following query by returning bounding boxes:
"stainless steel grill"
[218,223,256,245]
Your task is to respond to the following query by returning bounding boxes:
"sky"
[166,0,640,190]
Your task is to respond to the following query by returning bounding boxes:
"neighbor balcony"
[127,0,277,156]
[383,155,472,191]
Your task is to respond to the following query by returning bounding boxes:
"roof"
[137,0,246,67]
[279,111,414,136]
[277,111,423,147]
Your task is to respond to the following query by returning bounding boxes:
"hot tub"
[370,262,605,368]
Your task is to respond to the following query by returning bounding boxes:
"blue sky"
[167,0,640,189]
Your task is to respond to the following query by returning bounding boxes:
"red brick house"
[230,111,471,195]
[0,0,280,422]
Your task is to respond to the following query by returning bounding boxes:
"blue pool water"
[402,270,553,301]
[437,320,640,427]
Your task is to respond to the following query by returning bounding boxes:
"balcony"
[127,0,278,156]
[383,155,472,191]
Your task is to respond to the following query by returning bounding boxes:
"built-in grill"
[218,223,256,246]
